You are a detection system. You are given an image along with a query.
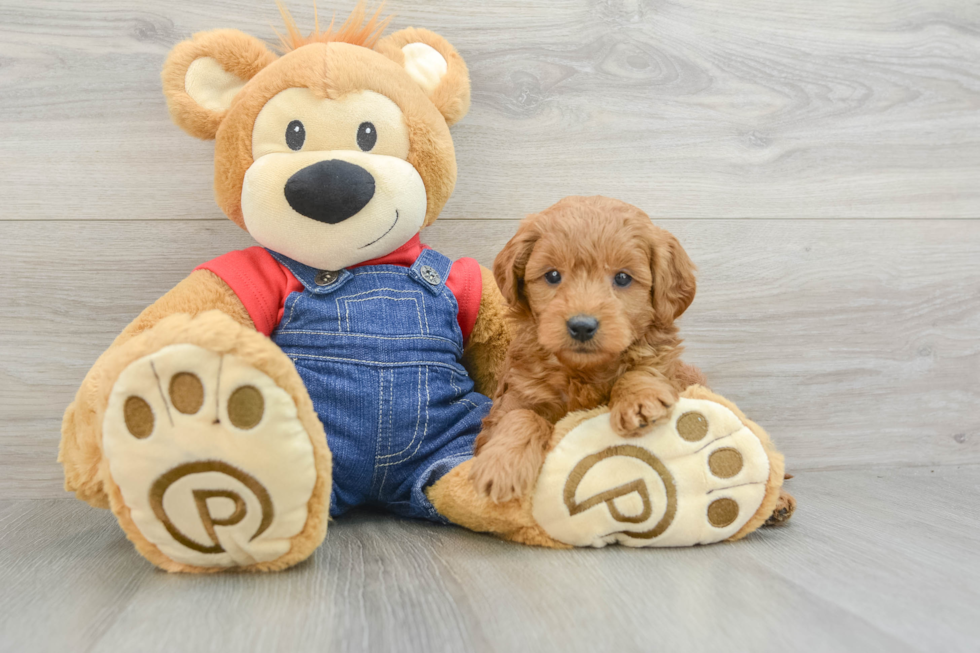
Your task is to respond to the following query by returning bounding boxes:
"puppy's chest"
[562,378,614,413]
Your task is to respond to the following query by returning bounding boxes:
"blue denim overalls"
[268,248,491,521]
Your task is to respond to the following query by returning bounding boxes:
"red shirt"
[196,235,482,342]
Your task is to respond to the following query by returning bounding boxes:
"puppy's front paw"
[470,444,542,504]
[610,385,678,436]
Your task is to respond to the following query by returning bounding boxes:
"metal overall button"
[420,265,441,285]
[315,270,340,286]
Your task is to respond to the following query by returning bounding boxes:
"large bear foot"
[429,385,786,548]
[95,313,331,572]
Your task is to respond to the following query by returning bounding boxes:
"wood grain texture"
[0,0,978,221]
[1,468,978,652]
[1,219,977,497]
[1,1,978,650]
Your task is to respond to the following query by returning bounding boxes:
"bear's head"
[162,5,469,270]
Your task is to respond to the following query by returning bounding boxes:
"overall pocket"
[337,287,430,337]
[374,365,429,469]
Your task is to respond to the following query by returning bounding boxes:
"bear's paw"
[102,344,320,569]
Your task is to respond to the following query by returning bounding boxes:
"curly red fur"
[274,1,392,53]
[471,196,704,503]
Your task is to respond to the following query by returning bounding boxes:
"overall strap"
[408,248,453,296]
[266,249,355,296]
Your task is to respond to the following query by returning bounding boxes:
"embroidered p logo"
[533,400,774,548]
[149,461,274,555]
[562,445,677,540]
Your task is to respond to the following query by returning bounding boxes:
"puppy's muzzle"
[284,159,376,224]
[567,315,599,342]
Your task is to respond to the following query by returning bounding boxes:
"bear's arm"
[60,270,252,508]
[461,265,513,398]
[111,270,254,348]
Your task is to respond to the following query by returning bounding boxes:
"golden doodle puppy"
[471,196,707,503]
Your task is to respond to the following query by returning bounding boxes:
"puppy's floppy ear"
[375,27,471,126]
[162,29,277,139]
[649,225,697,325]
[493,219,541,314]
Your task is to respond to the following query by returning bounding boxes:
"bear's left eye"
[286,120,305,151]
[357,122,377,151]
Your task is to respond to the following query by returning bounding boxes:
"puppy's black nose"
[567,315,599,342]
[284,159,375,224]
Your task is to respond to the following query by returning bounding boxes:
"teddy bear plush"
[59,6,789,572]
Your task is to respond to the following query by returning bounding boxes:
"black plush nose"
[283,159,376,224]
[567,315,599,342]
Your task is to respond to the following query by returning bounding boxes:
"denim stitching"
[439,285,465,349]
[383,367,395,492]
[288,353,466,372]
[380,366,432,481]
[425,366,431,451]
[449,370,480,410]
[279,291,303,330]
[379,368,398,495]
[271,247,481,521]
[412,365,431,462]
[378,369,421,494]
[343,296,425,335]
[335,287,426,299]
[377,364,423,463]
[268,250,352,295]
[369,367,386,495]
[408,249,452,298]
[409,255,438,326]
[333,287,426,331]
[416,248,453,279]
[270,331,463,355]
[335,287,428,334]
[352,270,416,277]
[339,287,422,299]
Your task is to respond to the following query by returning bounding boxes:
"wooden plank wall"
[1,0,978,498]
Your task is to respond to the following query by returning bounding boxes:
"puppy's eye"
[544,270,562,285]
[286,120,306,150]
[357,122,377,151]
[613,272,633,287]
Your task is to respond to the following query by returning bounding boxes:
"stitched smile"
[359,210,399,249]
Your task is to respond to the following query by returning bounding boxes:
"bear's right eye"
[286,120,305,151]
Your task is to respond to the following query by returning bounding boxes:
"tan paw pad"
[103,344,318,568]
[532,397,771,548]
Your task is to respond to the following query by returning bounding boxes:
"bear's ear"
[162,29,277,140]
[375,27,471,126]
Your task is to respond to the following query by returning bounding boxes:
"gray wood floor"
[2,468,979,652]
[1,1,978,651]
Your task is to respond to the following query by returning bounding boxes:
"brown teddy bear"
[59,6,789,572]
